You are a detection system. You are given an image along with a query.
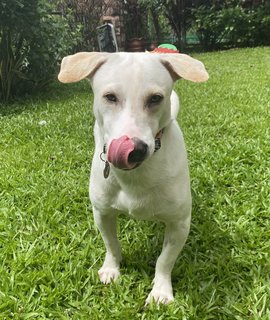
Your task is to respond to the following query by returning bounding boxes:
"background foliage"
[139,0,270,50]
[55,0,106,52]
[0,0,81,101]
[193,1,270,50]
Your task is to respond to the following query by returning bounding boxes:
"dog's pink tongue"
[108,136,136,169]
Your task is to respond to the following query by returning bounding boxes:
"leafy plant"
[193,2,270,50]
[0,0,82,102]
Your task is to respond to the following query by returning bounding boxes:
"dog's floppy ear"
[58,52,109,83]
[161,54,209,83]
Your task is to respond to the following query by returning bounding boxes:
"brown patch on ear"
[161,60,182,82]
[161,54,209,83]
[58,52,109,83]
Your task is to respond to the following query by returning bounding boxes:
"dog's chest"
[110,188,173,220]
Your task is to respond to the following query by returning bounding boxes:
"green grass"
[0,47,269,319]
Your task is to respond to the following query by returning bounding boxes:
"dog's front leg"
[93,207,122,284]
[146,217,191,305]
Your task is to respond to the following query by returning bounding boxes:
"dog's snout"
[107,136,148,170]
[128,138,148,164]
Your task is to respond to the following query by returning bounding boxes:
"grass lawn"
[0,47,269,319]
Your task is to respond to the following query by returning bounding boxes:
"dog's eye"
[148,94,163,105]
[105,94,118,103]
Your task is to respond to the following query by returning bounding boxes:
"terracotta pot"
[127,38,145,52]
[148,41,158,51]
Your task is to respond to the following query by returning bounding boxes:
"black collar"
[154,128,164,152]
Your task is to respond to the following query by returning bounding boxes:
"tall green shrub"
[193,2,270,51]
[0,0,81,102]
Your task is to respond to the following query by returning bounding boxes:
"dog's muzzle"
[107,136,148,170]
[100,129,164,178]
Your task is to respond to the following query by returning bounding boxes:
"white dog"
[58,52,208,304]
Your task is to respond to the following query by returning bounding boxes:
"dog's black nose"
[128,138,148,164]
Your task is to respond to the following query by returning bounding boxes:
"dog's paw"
[98,267,120,284]
[145,288,174,305]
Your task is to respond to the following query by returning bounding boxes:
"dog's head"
[58,52,208,170]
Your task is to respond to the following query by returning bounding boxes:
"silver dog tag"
[103,161,110,179]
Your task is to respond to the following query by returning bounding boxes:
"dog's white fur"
[58,52,208,304]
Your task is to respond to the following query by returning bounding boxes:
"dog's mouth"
[107,136,148,170]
